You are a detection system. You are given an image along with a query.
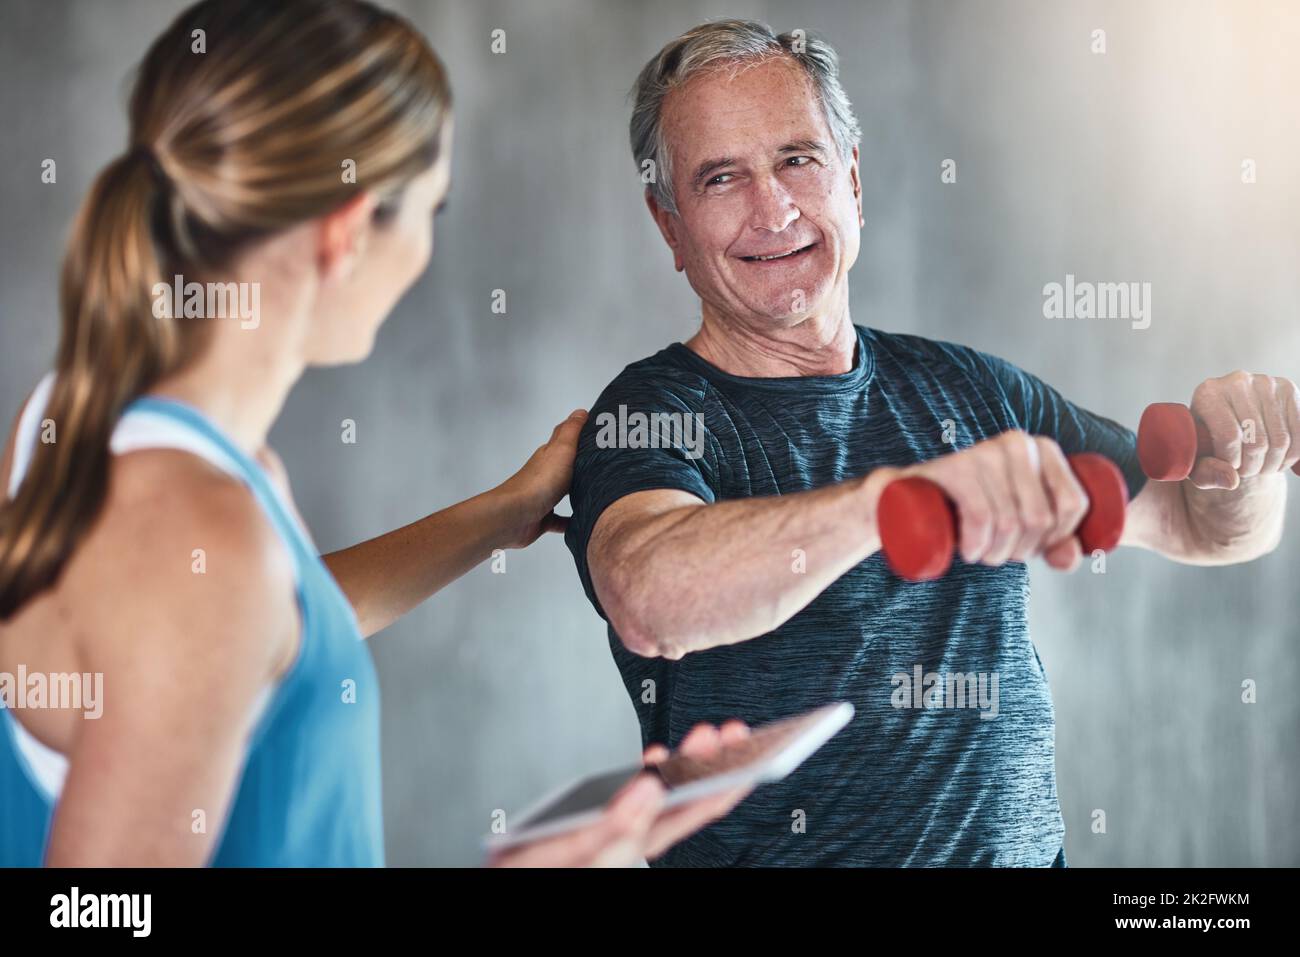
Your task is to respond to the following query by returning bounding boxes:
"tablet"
[486,701,854,851]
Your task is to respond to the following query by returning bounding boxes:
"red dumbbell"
[877,452,1129,581]
[1138,402,1300,481]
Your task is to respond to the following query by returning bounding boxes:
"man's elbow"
[597,568,685,660]
[618,625,686,660]
[603,587,674,659]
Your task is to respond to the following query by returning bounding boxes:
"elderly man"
[564,19,1297,866]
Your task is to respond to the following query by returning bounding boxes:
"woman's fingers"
[640,721,754,859]
[498,408,589,548]
[644,722,727,766]
[676,722,722,757]
[642,785,752,860]
[586,774,664,867]
[487,773,662,868]
[493,722,753,865]
[548,409,588,456]
[540,511,568,535]
[718,719,750,744]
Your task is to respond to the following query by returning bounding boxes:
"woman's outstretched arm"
[321,410,586,638]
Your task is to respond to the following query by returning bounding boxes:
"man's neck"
[686,305,857,378]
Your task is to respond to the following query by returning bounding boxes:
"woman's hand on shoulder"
[493,409,587,549]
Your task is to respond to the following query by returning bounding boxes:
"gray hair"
[629,19,862,214]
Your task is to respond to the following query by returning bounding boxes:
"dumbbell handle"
[1138,402,1300,481]
[877,452,1129,582]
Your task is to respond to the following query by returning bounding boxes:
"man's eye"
[707,173,734,186]
[786,156,813,168]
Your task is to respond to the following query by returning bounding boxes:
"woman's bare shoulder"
[1,383,300,685]
[69,449,300,680]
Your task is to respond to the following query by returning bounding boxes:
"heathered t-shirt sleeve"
[564,365,716,621]
[933,340,1149,502]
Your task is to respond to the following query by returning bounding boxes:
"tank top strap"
[9,377,312,578]
[120,395,316,572]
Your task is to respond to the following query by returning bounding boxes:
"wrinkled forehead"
[660,56,832,168]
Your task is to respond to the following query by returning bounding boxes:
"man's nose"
[749,175,799,233]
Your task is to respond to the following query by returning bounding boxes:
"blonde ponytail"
[0,147,187,618]
[0,0,451,619]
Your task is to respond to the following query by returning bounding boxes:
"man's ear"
[644,189,685,273]
[849,146,864,228]
[318,191,379,282]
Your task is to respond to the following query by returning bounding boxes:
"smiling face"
[649,56,863,331]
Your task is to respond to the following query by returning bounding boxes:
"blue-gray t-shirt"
[564,324,1146,866]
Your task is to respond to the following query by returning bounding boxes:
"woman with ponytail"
[0,0,749,867]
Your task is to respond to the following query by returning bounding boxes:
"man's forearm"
[595,467,898,659]
[324,487,526,638]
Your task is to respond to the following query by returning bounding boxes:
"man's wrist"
[856,466,903,542]
[1179,471,1286,559]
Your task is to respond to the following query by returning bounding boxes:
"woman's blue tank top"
[0,394,384,865]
